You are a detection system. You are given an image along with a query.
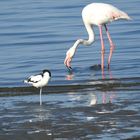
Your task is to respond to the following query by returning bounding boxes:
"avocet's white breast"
[24,70,51,88]
[33,72,50,88]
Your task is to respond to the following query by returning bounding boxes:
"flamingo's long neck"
[72,23,95,50]
[83,23,95,45]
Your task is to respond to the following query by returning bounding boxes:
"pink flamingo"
[64,3,131,71]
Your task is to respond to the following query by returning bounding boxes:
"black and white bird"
[24,69,51,105]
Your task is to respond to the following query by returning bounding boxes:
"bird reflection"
[89,92,116,106]
[89,68,116,106]
[65,70,74,80]
[89,94,97,105]
[65,64,114,80]
[65,64,116,106]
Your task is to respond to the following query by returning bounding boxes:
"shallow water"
[0,0,140,139]
[0,83,140,139]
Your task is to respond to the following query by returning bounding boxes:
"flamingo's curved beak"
[64,55,73,70]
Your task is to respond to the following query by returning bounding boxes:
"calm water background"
[0,0,140,87]
[0,0,140,139]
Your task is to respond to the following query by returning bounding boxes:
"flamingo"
[24,69,51,105]
[64,3,131,70]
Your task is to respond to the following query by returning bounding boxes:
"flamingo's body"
[64,3,131,70]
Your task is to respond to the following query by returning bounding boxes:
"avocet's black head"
[43,69,51,77]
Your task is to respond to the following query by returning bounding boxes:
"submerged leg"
[40,88,42,105]
[104,25,115,68]
[99,25,105,71]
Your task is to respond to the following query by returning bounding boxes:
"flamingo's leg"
[99,25,105,71]
[104,25,115,68]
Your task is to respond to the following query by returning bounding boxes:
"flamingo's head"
[64,47,76,70]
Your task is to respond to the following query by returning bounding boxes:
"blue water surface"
[0,0,139,87]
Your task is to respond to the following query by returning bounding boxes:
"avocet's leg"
[104,25,115,69]
[40,88,42,105]
[99,25,105,71]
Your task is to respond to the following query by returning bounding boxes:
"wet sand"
[0,79,140,140]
